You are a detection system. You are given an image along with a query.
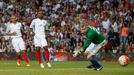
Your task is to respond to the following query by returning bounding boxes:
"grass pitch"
[0,61,134,75]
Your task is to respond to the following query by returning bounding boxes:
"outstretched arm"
[82,39,91,51]
[73,39,91,57]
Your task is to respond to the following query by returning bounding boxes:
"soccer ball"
[118,55,130,66]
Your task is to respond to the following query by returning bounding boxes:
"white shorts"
[85,40,107,55]
[12,37,26,52]
[34,35,48,48]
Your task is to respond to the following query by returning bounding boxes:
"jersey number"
[90,27,100,34]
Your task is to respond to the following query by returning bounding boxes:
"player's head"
[10,15,17,23]
[80,22,88,34]
[37,10,44,19]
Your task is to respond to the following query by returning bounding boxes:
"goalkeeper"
[73,22,107,71]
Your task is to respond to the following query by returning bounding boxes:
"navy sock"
[90,58,101,68]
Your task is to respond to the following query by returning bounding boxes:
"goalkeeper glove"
[73,50,81,57]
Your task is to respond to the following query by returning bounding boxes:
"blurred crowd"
[0,0,134,54]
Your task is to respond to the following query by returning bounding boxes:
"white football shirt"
[6,22,22,39]
[30,18,47,36]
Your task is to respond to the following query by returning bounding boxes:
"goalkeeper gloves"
[73,50,80,57]
[73,48,84,57]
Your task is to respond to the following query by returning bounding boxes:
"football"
[118,55,130,66]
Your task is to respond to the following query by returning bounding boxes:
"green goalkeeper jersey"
[82,26,105,50]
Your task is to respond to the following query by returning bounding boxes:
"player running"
[30,10,51,68]
[6,15,30,67]
[73,22,107,71]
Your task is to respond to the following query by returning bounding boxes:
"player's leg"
[84,52,96,69]
[19,38,30,66]
[21,50,30,66]
[85,43,102,70]
[12,39,21,66]
[43,46,52,68]
[36,47,42,64]
[34,36,44,68]
[41,38,51,68]
[16,52,21,66]
[36,47,45,68]
[88,40,107,71]
[86,53,102,71]
[85,43,97,70]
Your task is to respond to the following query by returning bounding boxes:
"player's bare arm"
[20,25,26,35]
[6,31,16,36]
[30,28,35,36]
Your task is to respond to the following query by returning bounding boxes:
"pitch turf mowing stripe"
[0,61,134,75]
[0,68,134,71]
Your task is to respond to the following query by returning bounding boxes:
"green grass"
[0,61,134,75]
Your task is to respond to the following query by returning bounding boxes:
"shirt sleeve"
[6,25,11,33]
[19,23,24,30]
[30,20,35,32]
[30,20,35,29]
[44,20,47,27]
[82,39,91,50]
